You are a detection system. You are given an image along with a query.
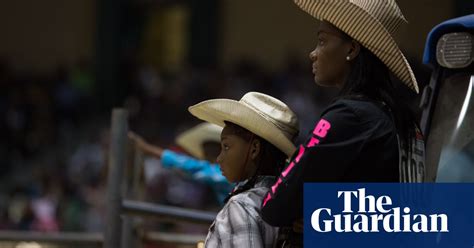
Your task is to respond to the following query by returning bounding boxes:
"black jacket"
[261,98,411,227]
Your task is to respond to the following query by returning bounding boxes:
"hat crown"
[350,0,407,35]
[239,92,299,141]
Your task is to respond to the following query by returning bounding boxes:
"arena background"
[0,0,472,247]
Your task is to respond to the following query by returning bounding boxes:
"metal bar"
[122,147,144,248]
[132,147,144,198]
[0,231,102,245]
[122,200,216,224]
[0,231,206,246]
[104,109,128,248]
[144,231,206,245]
[121,218,140,248]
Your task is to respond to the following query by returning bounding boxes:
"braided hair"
[336,32,418,151]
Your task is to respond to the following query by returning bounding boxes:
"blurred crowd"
[0,53,427,236]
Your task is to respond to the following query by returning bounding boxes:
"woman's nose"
[309,49,317,61]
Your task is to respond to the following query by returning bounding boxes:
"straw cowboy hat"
[294,0,419,93]
[175,123,223,160]
[188,92,300,157]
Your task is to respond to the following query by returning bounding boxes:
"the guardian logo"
[311,188,449,233]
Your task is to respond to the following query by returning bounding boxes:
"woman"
[188,91,299,247]
[261,0,426,242]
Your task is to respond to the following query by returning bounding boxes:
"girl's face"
[202,141,221,163]
[216,125,257,183]
[309,21,356,88]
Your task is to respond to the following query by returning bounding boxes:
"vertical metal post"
[122,146,144,248]
[104,109,128,248]
[132,147,144,199]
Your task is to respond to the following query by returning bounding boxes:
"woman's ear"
[250,139,261,161]
[346,40,361,61]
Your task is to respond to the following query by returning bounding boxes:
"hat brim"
[188,99,297,157]
[295,0,419,93]
[175,123,222,159]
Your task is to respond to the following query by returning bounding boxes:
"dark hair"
[223,121,288,202]
[338,44,417,149]
[223,121,287,174]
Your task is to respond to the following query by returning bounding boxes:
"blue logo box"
[304,183,474,248]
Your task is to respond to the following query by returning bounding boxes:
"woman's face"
[216,125,256,183]
[309,21,354,88]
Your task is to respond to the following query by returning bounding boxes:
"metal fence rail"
[122,200,216,224]
[144,232,206,245]
[0,231,102,245]
[104,109,128,248]
[0,231,206,246]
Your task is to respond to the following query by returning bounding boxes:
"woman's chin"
[313,76,324,85]
[314,78,336,88]
[314,79,328,87]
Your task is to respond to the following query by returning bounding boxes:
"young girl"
[188,91,299,247]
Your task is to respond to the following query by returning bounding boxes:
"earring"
[346,56,351,61]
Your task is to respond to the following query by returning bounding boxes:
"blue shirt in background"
[161,149,233,204]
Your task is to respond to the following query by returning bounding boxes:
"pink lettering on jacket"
[313,119,331,138]
[263,194,271,206]
[271,178,282,193]
[307,137,320,147]
[263,119,332,207]
[281,146,305,177]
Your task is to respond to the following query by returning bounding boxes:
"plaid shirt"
[204,177,278,248]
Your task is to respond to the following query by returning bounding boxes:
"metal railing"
[104,109,216,248]
[0,231,102,246]
[0,108,215,248]
[0,231,206,247]
[122,200,216,223]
